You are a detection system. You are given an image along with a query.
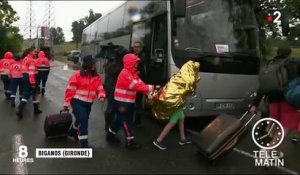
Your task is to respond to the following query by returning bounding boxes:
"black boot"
[5,92,10,100]
[104,112,114,131]
[11,97,16,107]
[68,128,79,142]
[126,139,141,150]
[80,139,89,148]
[41,88,45,96]
[16,101,26,118]
[106,130,121,145]
[33,103,42,114]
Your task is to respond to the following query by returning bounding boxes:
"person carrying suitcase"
[250,46,300,157]
[63,55,106,148]
[8,55,23,107]
[36,51,50,96]
[16,47,42,118]
[106,53,155,150]
[0,51,14,100]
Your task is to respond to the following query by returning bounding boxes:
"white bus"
[81,0,260,117]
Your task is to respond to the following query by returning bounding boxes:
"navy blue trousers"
[10,78,23,102]
[1,75,11,99]
[109,100,135,146]
[37,71,49,94]
[69,99,92,148]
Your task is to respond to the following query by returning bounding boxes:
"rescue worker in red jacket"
[36,51,50,96]
[0,51,15,99]
[8,55,23,107]
[16,47,42,118]
[106,53,155,150]
[63,55,106,148]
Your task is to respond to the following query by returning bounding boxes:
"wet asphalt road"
[0,60,299,174]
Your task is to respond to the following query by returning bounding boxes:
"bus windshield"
[171,0,260,75]
[173,0,259,56]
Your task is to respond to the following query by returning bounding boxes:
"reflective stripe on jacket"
[36,51,50,72]
[64,70,106,107]
[114,54,154,103]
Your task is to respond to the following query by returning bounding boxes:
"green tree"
[254,0,300,60]
[71,19,85,49]
[0,0,23,57]
[84,9,102,26]
[50,27,65,45]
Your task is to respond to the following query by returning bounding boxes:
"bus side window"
[151,14,167,62]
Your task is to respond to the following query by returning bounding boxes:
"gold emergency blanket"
[149,60,200,120]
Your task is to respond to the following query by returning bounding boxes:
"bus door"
[148,14,168,85]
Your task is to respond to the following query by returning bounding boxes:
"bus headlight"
[188,103,195,110]
[191,92,197,98]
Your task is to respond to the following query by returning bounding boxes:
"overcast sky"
[8,1,125,41]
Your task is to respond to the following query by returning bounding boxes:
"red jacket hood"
[123,53,140,74]
[4,52,13,59]
[38,51,46,58]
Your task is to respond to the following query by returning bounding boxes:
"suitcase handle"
[60,109,69,115]
[239,110,257,126]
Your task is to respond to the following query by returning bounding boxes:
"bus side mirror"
[173,0,186,18]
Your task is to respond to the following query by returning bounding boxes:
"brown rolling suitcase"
[193,111,256,160]
[44,110,72,138]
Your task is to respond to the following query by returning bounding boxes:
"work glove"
[62,106,69,112]
[99,97,105,102]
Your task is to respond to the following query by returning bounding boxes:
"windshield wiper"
[184,48,233,58]
[197,52,233,58]
[224,52,258,59]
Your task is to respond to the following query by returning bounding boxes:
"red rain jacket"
[22,53,37,85]
[114,53,154,103]
[0,52,14,75]
[36,51,50,72]
[64,70,106,107]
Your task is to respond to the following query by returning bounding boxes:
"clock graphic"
[252,118,285,150]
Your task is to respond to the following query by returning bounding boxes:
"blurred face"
[132,42,143,56]
[134,61,140,70]
[91,63,96,71]
[30,49,37,58]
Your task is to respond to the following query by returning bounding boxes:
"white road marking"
[12,134,28,175]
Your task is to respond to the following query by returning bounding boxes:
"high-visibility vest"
[64,70,106,107]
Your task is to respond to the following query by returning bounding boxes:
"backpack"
[284,78,300,109]
[259,58,291,94]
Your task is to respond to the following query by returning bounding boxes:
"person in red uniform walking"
[16,47,42,118]
[36,51,50,96]
[63,55,106,148]
[8,55,23,107]
[106,53,155,150]
[0,51,15,99]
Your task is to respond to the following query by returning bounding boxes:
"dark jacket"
[253,56,300,107]
[130,48,146,81]
[104,59,123,100]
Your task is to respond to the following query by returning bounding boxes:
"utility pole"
[29,0,32,40]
